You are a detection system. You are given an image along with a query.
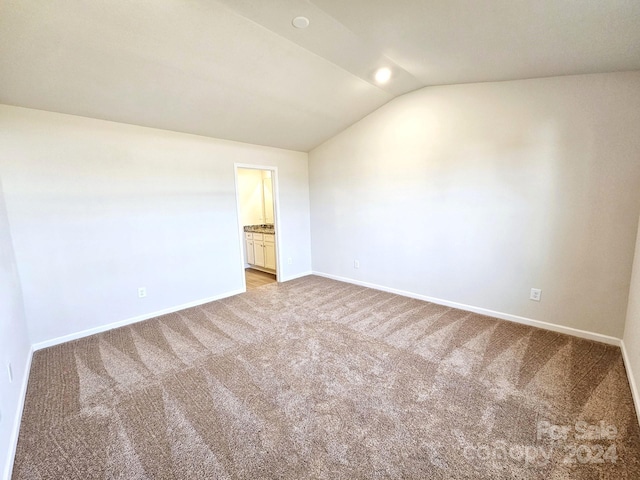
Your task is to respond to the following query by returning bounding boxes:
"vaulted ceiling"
[1,0,639,151]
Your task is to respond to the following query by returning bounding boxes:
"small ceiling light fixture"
[292,16,310,29]
[375,67,392,84]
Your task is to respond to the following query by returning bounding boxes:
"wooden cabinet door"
[264,241,276,270]
[246,239,255,264]
[254,240,265,267]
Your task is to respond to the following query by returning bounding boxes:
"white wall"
[624,217,640,417]
[309,72,640,338]
[0,105,311,345]
[237,168,265,226]
[0,177,31,480]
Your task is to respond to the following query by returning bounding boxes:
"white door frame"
[233,163,282,289]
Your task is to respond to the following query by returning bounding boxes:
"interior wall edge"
[2,345,33,480]
[31,288,245,351]
[311,271,622,346]
[278,271,313,283]
[620,340,640,428]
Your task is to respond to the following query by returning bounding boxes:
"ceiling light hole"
[292,16,310,29]
[375,67,392,84]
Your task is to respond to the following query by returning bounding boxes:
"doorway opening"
[235,165,280,291]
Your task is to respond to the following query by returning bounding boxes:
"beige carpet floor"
[12,275,640,479]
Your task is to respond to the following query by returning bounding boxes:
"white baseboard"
[312,271,621,346]
[3,345,34,480]
[279,271,312,282]
[620,340,640,428]
[32,289,245,351]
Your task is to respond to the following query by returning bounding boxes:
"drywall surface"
[0,105,311,344]
[237,168,265,226]
[309,72,640,338]
[0,177,30,480]
[624,217,640,410]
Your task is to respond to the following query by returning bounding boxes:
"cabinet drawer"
[263,234,275,244]
[252,233,264,241]
[245,232,253,240]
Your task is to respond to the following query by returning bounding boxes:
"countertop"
[244,224,275,234]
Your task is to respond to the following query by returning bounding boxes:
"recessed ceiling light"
[375,67,392,84]
[292,16,310,29]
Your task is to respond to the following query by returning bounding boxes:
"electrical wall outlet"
[530,288,542,302]
[354,260,360,269]
[288,257,292,265]
[138,287,147,298]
